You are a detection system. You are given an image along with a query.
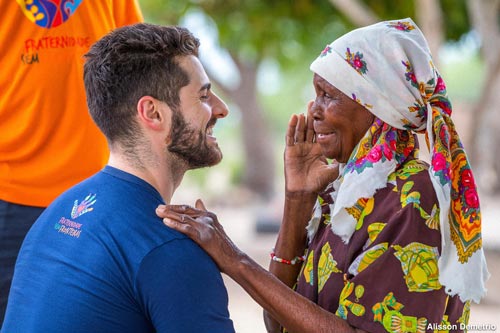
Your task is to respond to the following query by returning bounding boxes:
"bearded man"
[2,23,235,333]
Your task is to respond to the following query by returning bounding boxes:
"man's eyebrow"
[199,82,211,93]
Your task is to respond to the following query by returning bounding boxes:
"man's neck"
[107,152,185,204]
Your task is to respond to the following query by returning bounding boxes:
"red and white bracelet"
[270,249,305,265]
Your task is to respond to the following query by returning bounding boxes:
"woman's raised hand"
[284,102,339,195]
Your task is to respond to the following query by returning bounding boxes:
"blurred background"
[139,0,500,332]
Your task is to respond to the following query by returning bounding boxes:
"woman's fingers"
[306,101,315,143]
[162,216,200,241]
[195,199,207,211]
[305,115,314,143]
[157,207,200,233]
[286,114,298,146]
[294,114,306,143]
[157,204,203,218]
[156,203,213,227]
[287,113,313,146]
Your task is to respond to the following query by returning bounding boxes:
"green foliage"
[363,0,469,41]
[198,0,348,66]
[364,0,415,21]
[140,0,471,67]
[138,0,473,191]
[141,0,350,67]
[139,1,190,24]
[441,52,485,102]
[261,64,314,135]
[440,0,470,41]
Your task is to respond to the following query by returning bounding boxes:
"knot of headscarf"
[308,18,488,303]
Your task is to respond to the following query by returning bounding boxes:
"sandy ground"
[209,194,500,333]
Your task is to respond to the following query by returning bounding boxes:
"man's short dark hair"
[84,23,200,146]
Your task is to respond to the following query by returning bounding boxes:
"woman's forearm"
[229,252,360,333]
[264,192,317,331]
[270,193,316,283]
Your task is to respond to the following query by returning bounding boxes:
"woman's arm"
[263,192,316,332]
[264,109,338,331]
[157,110,350,332]
[157,202,365,333]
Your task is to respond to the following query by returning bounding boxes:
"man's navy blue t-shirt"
[2,166,234,333]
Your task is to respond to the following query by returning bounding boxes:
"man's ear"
[137,96,170,131]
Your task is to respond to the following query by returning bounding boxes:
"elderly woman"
[157,18,489,333]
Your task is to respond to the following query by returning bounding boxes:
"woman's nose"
[310,100,323,120]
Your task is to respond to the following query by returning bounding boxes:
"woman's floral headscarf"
[308,18,488,303]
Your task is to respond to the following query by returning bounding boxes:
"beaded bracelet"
[270,249,305,265]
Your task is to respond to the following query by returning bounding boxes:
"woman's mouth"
[316,132,336,144]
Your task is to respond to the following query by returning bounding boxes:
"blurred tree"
[139,0,474,198]
[414,0,444,67]
[330,0,500,194]
[332,0,500,194]
[141,0,349,199]
[466,0,500,194]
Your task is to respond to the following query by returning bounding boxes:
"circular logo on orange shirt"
[17,0,83,28]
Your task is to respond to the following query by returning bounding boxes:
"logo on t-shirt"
[71,193,97,219]
[18,0,90,65]
[53,193,96,238]
[17,0,83,28]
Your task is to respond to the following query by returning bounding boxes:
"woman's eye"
[325,92,341,101]
[200,95,209,101]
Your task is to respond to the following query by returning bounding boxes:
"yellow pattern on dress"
[317,242,341,292]
[425,204,439,230]
[457,300,470,328]
[372,292,427,333]
[357,197,374,230]
[358,242,388,273]
[367,222,387,245]
[336,281,366,319]
[392,242,441,292]
[344,197,372,230]
[433,315,451,333]
[399,180,440,230]
[303,250,314,285]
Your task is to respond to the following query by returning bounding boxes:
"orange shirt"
[0,0,143,207]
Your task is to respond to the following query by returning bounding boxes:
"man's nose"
[211,93,229,119]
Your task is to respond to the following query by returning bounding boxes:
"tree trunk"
[228,58,276,199]
[202,54,275,199]
[467,0,500,69]
[328,0,378,26]
[484,61,500,193]
[415,0,444,68]
[466,0,500,193]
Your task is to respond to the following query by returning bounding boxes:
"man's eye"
[200,95,209,101]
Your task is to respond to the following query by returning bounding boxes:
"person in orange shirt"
[0,0,143,323]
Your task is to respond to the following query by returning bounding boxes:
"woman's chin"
[322,152,338,161]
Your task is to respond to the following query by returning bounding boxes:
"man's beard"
[167,110,223,169]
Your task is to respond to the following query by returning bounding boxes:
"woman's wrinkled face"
[310,74,374,163]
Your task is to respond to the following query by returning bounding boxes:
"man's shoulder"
[38,171,112,226]
[29,169,174,261]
